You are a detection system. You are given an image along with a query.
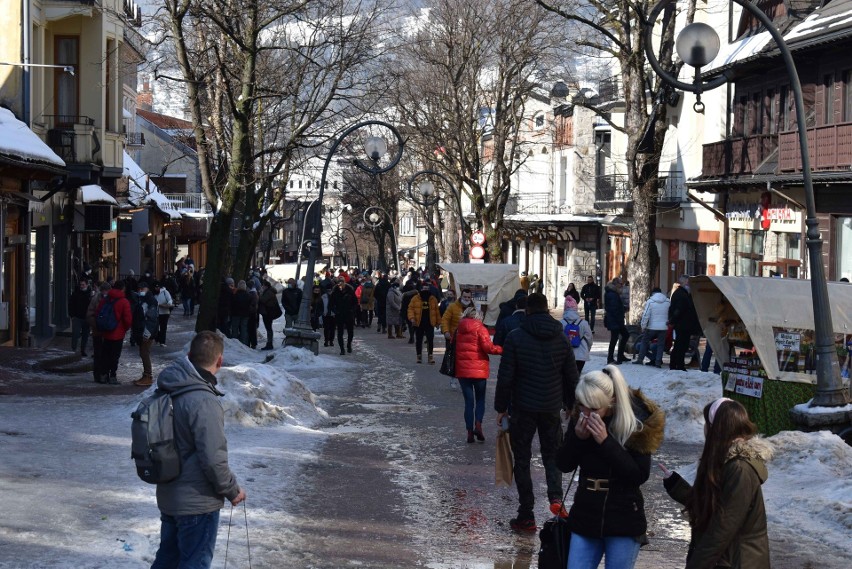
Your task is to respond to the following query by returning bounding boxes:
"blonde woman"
[556,366,665,569]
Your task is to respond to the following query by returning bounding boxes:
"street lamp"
[644,0,850,407]
[364,206,399,272]
[406,169,465,270]
[285,121,404,353]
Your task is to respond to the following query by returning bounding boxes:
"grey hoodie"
[155,356,240,516]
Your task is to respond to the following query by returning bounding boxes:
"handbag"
[439,332,457,376]
[537,467,578,569]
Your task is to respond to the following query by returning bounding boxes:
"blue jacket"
[493,309,525,346]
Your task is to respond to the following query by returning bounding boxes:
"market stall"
[691,276,852,434]
[437,263,520,328]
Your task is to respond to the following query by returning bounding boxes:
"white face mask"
[460,298,471,306]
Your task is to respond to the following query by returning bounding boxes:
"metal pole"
[644,0,849,406]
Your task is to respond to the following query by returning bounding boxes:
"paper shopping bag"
[495,429,514,487]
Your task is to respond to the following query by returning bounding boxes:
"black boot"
[261,344,273,351]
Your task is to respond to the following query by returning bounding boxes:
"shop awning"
[691,276,852,384]
[0,108,65,173]
[79,184,118,206]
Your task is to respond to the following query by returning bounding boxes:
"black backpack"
[130,385,208,484]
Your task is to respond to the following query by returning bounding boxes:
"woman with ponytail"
[556,365,665,568]
[660,398,771,569]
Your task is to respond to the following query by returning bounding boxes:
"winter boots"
[467,430,475,443]
[417,354,422,364]
[133,375,153,387]
[427,354,435,365]
[107,371,119,385]
[473,421,485,442]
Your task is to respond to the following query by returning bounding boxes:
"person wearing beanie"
[87,281,112,382]
[407,281,440,364]
[131,281,159,387]
[561,296,593,373]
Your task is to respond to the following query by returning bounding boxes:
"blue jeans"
[568,533,640,569]
[152,510,220,569]
[636,329,666,365]
[457,378,486,430]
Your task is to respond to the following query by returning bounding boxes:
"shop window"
[557,247,565,266]
[838,217,852,280]
[686,242,708,276]
[735,229,764,276]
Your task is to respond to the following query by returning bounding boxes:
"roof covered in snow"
[79,184,118,206]
[123,151,182,219]
[0,108,65,168]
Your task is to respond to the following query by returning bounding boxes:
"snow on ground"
[1,325,850,566]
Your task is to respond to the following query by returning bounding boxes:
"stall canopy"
[691,276,852,384]
[264,263,329,287]
[437,263,520,327]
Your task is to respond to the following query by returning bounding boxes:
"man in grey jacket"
[151,331,246,569]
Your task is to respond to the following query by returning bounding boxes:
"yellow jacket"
[440,300,465,335]
[408,295,440,328]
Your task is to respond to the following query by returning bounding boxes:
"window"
[399,213,415,236]
[751,92,762,134]
[780,86,791,131]
[767,89,777,134]
[844,71,852,122]
[298,180,302,189]
[735,230,764,276]
[307,180,311,189]
[824,73,835,125]
[737,95,748,136]
[55,37,79,120]
[534,114,545,129]
[838,217,852,280]
[289,180,294,188]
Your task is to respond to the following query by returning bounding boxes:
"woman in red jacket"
[455,306,502,443]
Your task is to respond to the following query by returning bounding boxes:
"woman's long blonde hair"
[574,365,641,446]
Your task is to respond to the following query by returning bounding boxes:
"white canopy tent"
[691,276,852,384]
[437,263,521,327]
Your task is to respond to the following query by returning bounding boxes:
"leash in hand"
[224,500,252,569]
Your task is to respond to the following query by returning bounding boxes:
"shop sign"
[726,204,796,222]
[733,373,764,398]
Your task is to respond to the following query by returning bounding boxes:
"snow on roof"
[503,213,605,224]
[78,184,118,206]
[785,0,852,44]
[0,108,65,167]
[122,150,182,219]
[703,30,773,74]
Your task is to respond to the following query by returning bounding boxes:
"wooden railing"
[778,123,852,171]
[701,134,776,177]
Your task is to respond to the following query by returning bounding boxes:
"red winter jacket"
[96,288,133,341]
[454,317,502,380]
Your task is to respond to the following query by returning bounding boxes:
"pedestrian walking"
[385,279,404,339]
[580,276,601,333]
[359,277,375,328]
[668,275,702,371]
[94,280,132,384]
[281,278,302,330]
[494,295,526,347]
[374,272,390,333]
[439,289,455,317]
[247,283,259,349]
[494,293,580,531]
[407,281,441,364]
[148,331,246,569]
[131,281,159,387]
[321,286,336,347]
[454,306,502,442]
[604,278,629,364]
[562,296,593,373]
[310,284,324,331]
[330,277,357,354]
[634,287,670,367]
[87,282,111,381]
[564,282,580,307]
[69,279,93,356]
[496,289,528,329]
[660,398,771,569]
[401,280,419,344]
[557,365,665,569]
[153,282,174,347]
[230,280,251,346]
[258,280,282,350]
[440,288,470,340]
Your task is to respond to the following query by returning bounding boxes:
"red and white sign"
[471,231,486,245]
[470,244,486,260]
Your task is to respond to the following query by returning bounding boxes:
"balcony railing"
[505,192,555,215]
[595,172,686,208]
[657,171,686,204]
[40,115,98,164]
[162,193,211,214]
[701,134,776,178]
[126,132,145,146]
[778,123,852,171]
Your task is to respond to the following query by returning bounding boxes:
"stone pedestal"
[789,401,852,441]
[283,326,320,355]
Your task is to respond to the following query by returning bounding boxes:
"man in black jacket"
[329,277,358,355]
[495,293,580,531]
[668,274,701,371]
[580,276,601,333]
[69,279,93,356]
[281,278,302,329]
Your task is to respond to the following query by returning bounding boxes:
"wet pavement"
[282,326,698,568]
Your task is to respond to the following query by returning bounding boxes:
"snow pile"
[217,363,328,428]
[765,430,852,539]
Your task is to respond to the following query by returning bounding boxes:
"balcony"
[594,172,686,210]
[125,132,145,146]
[41,115,99,164]
[778,123,852,172]
[162,193,211,214]
[505,192,555,215]
[657,171,686,206]
[701,134,776,178]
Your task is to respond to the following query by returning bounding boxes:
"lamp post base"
[789,401,852,437]
[283,326,321,355]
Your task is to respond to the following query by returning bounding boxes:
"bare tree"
[388,0,569,262]
[153,0,392,331]
[534,0,695,321]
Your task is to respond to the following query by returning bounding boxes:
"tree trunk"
[195,211,235,332]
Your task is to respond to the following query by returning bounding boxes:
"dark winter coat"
[130,291,159,343]
[96,288,133,341]
[231,289,251,318]
[557,389,665,539]
[564,287,581,304]
[603,284,625,331]
[258,287,282,319]
[359,281,375,310]
[494,312,580,414]
[281,286,302,316]
[218,283,233,317]
[664,437,772,569]
[374,278,390,309]
[581,282,601,305]
[669,286,701,335]
[329,283,358,322]
[155,356,241,516]
[385,286,403,326]
[493,310,525,347]
[69,287,93,319]
[454,317,502,379]
[496,289,528,328]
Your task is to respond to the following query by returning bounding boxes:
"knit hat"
[564,296,578,311]
[225,277,235,286]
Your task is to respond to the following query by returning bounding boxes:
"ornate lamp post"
[285,121,404,353]
[406,170,464,271]
[644,0,849,408]
[364,206,399,272]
